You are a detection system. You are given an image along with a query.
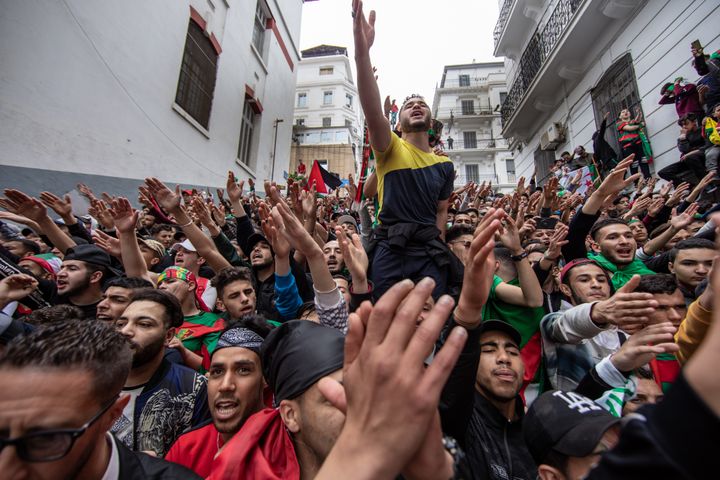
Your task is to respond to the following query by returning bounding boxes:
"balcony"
[438,76,489,90]
[500,0,644,140]
[493,0,544,58]
[434,106,498,122]
[454,174,498,186]
[445,138,508,151]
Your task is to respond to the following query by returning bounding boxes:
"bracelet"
[510,251,528,262]
[178,219,193,228]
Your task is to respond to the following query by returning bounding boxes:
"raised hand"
[270,188,321,256]
[226,171,244,204]
[590,275,658,333]
[77,183,97,202]
[610,322,679,372]
[316,278,465,480]
[144,178,181,213]
[666,182,690,207]
[545,223,569,261]
[497,215,523,254]
[454,208,505,326]
[352,0,376,54]
[88,198,115,230]
[260,202,290,259]
[191,196,215,228]
[2,190,48,223]
[595,155,641,198]
[211,203,227,228]
[0,273,39,307]
[336,227,368,281]
[670,203,700,231]
[109,197,139,234]
[39,191,74,220]
[92,229,122,258]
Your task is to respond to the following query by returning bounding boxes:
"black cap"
[245,232,273,257]
[63,244,122,277]
[523,390,621,464]
[478,320,522,347]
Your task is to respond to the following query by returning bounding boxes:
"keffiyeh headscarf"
[215,327,264,355]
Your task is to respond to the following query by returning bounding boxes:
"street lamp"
[270,118,284,181]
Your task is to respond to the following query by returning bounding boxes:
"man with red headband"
[158,266,224,372]
[541,259,659,390]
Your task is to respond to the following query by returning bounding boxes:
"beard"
[60,272,93,298]
[130,335,166,368]
[400,115,430,133]
[251,257,273,271]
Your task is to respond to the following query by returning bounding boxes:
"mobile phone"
[691,39,702,51]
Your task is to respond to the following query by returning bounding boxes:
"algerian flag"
[572,165,598,196]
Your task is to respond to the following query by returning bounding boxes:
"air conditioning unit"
[540,122,565,151]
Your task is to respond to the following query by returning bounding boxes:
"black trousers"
[657,152,707,187]
[621,142,651,178]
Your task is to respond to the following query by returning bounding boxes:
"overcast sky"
[299,0,502,105]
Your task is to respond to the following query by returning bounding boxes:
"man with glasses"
[0,320,200,479]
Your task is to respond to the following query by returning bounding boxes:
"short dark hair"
[212,266,256,299]
[104,276,154,291]
[466,207,479,216]
[635,274,678,295]
[128,288,184,329]
[590,218,629,240]
[446,225,474,244]
[0,320,132,404]
[494,246,512,266]
[150,224,175,236]
[541,449,569,475]
[669,238,716,262]
[9,238,41,255]
[24,304,85,325]
[297,301,317,320]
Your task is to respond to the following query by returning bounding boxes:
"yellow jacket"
[705,116,720,146]
[675,299,713,365]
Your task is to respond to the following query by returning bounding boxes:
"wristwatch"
[510,251,529,262]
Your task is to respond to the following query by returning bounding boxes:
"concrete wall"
[0,0,303,197]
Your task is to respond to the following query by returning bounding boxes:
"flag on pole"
[306,160,343,194]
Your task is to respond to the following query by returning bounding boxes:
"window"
[462,131,477,149]
[237,99,257,166]
[506,159,516,183]
[465,164,479,183]
[297,93,307,108]
[323,91,333,105]
[252,2,267,54]
[461,100,475,115]
[345,93,353,108]
[499,91,508,106]
[320,67,334,75]
[321,131,333,143]
[459,74,470,87]
[295,118,305,126]
[175,19,219,129]
[322,117,332,127]
[591,53,642,153]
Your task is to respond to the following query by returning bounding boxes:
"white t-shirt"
[112,385,144,449]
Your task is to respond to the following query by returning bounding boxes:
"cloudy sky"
[299,0,502,105]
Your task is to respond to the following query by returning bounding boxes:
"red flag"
[305,160,342,194]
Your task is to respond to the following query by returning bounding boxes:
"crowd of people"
[2,2,720,479]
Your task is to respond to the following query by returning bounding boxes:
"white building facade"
[495,0,719,185]
[0,0,305,198]
[432,63,516,191]
[291,45,364,178]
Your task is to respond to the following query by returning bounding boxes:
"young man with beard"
[111,288,210,457]
[0,320,201,479]
[55,244,118,319]
[668,238,716,304]
[165,326,268,476]
[352,2,455,301]
[322,239,345,275]
[562,157,650,290]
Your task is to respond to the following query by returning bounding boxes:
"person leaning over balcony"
[352,0,455,301]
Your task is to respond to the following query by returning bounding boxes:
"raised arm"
[144,178,231,273]
[352,1,391,153]
[109,198,152,282]
[495,216,544,308]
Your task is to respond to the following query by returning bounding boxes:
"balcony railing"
[493,0,514,47]
[500,0,585,126]
[444,139,508,150]
[440,77,489,89]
